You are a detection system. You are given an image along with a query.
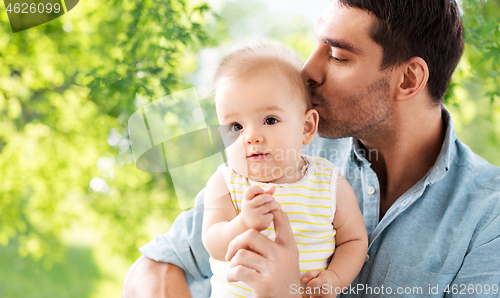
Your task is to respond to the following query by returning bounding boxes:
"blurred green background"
[0,0,499,297]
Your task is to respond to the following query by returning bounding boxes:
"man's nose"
[302,47,325,87]
[244,127,263,144]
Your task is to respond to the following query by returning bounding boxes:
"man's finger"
[272,210,297,250]
[226,264,261,285]
[229,249,268,273]
[226,229,274,261]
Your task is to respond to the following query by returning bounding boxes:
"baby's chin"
[236,169,273,182]
[247,169,301,184]
[233,168,280,183]
[248,174,278,183]
[231,161,304,183]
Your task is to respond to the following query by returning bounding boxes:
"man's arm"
[445,201,500,297]
[123,256,192,298]
[123,189,212,298]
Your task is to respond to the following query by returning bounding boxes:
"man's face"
[302,1,394,139]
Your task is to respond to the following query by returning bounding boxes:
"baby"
[202,43,368,298]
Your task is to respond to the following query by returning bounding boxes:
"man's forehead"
[315,1,375,47]
[321,0,339,21]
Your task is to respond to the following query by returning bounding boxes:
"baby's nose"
[245,128,263,144]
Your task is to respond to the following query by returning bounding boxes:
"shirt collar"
[426,106,456,184]
[351,138,370,167]
[350,105,457,184]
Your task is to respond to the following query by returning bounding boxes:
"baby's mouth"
[247,153,269,161]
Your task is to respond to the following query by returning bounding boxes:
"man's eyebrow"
[324,38,363,55]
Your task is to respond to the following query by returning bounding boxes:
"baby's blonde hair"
[212,42,312,111]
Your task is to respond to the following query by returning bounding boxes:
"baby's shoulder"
[305,155,339,175]
[205,170,228,197]
[306,155,335,167]
[216,162,247,183]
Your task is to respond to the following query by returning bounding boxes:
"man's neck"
[359,103,445,220]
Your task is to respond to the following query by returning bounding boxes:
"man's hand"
[240,185,280,231]
[302,270,340,298]
[225,209,301,298]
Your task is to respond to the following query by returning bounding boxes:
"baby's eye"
[229,123,243,132]
[264,117,279,125]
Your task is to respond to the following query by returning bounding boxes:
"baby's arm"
[202,171,280,261]
[302,175,368,296]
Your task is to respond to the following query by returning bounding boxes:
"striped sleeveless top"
[209,155,340,298]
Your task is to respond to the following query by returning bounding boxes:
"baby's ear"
[303,109,319,145]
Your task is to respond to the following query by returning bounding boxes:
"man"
[124,0,500,297]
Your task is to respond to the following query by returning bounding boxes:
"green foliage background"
[0,0,498,297]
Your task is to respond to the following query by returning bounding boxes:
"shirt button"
[367,186,376,195]
[365,254,370,262]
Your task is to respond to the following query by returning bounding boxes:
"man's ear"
[303,109,319,145]
[396,57,429,101]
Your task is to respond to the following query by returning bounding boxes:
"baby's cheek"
[226,138,248,176]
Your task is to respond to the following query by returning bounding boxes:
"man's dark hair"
[340,0,464,103]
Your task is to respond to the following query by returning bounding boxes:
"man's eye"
[330,56,345,62]
[229,123,243,132]
[264,117,279,125]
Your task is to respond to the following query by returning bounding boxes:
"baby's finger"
[263,185,276,195]
[307,277,325,291]
[243,185,264,201]
[262,213,273,226]
[302,270,323,283]
[255,200,281,215]
[266,199,281,212]
[249,193,276,207]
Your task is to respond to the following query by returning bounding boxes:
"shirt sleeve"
[139,188,212,297]
[445,198,500,297]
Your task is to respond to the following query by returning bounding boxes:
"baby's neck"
[262,157,308,184]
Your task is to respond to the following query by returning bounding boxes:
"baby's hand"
[302,270,340,298]
[240,185,280,231]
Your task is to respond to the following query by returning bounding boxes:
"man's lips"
[247,153,269,161]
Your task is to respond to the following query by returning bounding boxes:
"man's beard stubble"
[311,75,393,140]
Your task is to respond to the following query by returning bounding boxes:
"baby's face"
[215,70,310,183]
